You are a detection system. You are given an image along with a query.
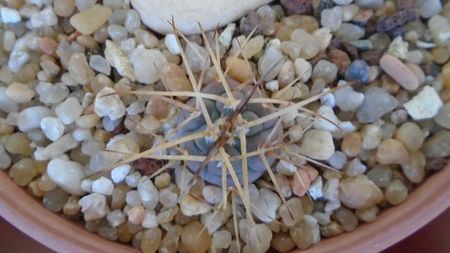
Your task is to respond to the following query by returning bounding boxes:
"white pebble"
[313,105,340,132]
[79,193,109,221]
[404,86,443,120]
[89,55,111,75]
[18,106,52,132]
[219,23,236,48]
[72,128,92,141]
[265,80,279,92]
[138,176,159,209]
[0,7,21,24]
[92,176,114,195]
[55,97,82,124]
[94,87,126,120]
[30,6,58,28]
[164,33,181,55]
[327,151,347,170]
[126,190,142,206]
[202,185,223,205]
[47,158,85,195]
[308,176,323,200]
[81,179,93,192]
[141,210,158,228]
[295,58,312,82]
[320,93,336,108]
[107,209,125,227]
[129,45,168,84]
[110,164,130,184]
[126,171,141,187]
[40,117,65,141]
[334,84,364,112]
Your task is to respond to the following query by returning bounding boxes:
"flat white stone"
[47,158,85,195]
[404,86,443,120]
[130,0,273,35]
[111,164,131,183]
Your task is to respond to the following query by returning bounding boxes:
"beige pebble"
[339,175,384,209]
[160,63,193,97]
[5,82,35,103]
[70,5,112,35]
[226,57,254,83]
[379,54,419,91]
[127,205,146,224]
[341,132,362,157]
[376,138,410,165]
[395,122,424,151]
[181,221,211,253]
[299,129,335,160]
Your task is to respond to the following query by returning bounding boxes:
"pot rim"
[0,162,449,253]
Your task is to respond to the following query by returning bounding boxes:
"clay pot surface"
[0,161,449,253]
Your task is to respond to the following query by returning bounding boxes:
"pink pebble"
[39,37,58,55]
[379,54,419,91]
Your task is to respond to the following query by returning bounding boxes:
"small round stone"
[395,122,424,151]
[141,228,162,253]
[5,82,35,103]
[385,179,408,205]
[376,139,410,165]
[341,132,362,157]
[9,158,37,187]
[271,232,296,252]
[339,175,384,209]
[345,60,369,83]
[181,221,211,253]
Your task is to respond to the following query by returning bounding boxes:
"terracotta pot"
[0,162,449,253]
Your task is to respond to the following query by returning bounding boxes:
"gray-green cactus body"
[176,79,282,186]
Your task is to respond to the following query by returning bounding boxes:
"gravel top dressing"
[0,0,449,252]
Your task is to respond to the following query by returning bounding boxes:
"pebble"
[395,122,424,151]
[292,165,319,197]
[107,209,126,228]
[219,23,236,48]
[54,0,76,17]
[129,45,168,84]
[356,87,397,123]
[312,60,338,83]
[185,42,209,73]
[226,57,254,83]
[141,228,162,253]
[385,179,408,205]
[271,232,296,252]
[345,60,369,83]
[164,33,181,55]
[111,164,131,183]
[89,55,111,75]
[339,175,384,209]
[252,188,281,223]
[341,132,362,157]
[291,29,321,60]
[0,7,21,23]
[69,53,95,85]
[328,49,351,75]
[104,40,136,81]
[335,23,365,42]
[356,0,384,9]
[289,215,320,250]
[376,138,410,165]
[299,129,335,160]
[435,104,450,129]
[180,194,211,216]
[181,221,211,253]
[92,177,114,195]
[313,105,340,132]
[418,0,442,18]
[79,193,110,221]
[70,5,113,35]
[202,185,222,205]
[281,0,313,15]
[327,151,347,170]
[43,189,69,212]
[154,173,171,189]
[333,207,359,232]
[258,46,285,81]
[0,145,11,170]
[127,205,145,224]
[47,158,85,195]
[404,86,443,120]
[142,210,158,228]
[94,87,126,120]
[387,36,409,60]
[55,97,83,125]
[161,63,193,94]
[321,7,343,32]
[295,58,312,82]
[212,230,232,249]
[138,177,159,209]
[279,197,304,227]
[401,150,426,184]
[5,133,32,156]
[36,82,69,104]
[9,158,37,187]
[40,117,65,141]
[18,106,52,132]
[30,6,58,28]
[5,82,35,103]
[379,54,419,91]
[334,85,364,112]
[423,131,450,158]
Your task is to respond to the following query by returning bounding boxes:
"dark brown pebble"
[328,49,351,75]
[281,0,313,15]
[134,158,162,176]
[361,50,383,66]
[341,43,359,60]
